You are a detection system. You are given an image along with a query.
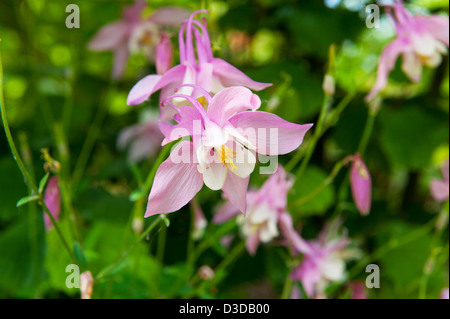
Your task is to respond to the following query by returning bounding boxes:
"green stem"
[357,107,378,156]
[1,49,76,263]
[72,83,114,184]
[156,224,167,264]
[95,216,163,281]
[289,159,345,209]
[281,272,294,299]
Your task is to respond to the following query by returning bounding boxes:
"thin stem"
[281,272,294,299]
[72,82,115,184]
[156,224,167,264]
[95,216,163,281]
[1,49,76,263]
[289,159,345,209]
[357,106,378,156]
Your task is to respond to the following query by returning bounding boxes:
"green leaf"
[16,195,39,207]
[38,172,50,194]
[379,106,449,170]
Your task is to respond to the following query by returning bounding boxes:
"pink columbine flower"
[291,221,353,299]
[43,176,61,230]
[366,1,449,101]
[127,10,272,120]
[144,86,312,217]
[213,166,311,255]
[348,153,372,216]
[430,159,449,202]
[88,1,189,79]
[117,111,164,163]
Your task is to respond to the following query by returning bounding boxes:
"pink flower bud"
[156,31,173,75]
[350,154,372,216]
[43,177,61,230]
[80,271,94,299]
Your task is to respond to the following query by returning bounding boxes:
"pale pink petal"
[228,111,313,155]
[366,38,412,101]
[148,7,191,27]
[221,173,249,214]
[246,230,261,256]
[213,201,240,224]
[145,141,203,217]
[441,288,449,299]
[127,74,163,105]
[159,105,203,145]
[211,58,272,91]
[350,154,372,215]
[207,87,261,126]
[278,212,312,255]
[88,21,128,51]
[416,15,449,47]
[442,160,449,183]
[122,0,147,22]
[196,63,213,93]
[156,31,173,75]
[431,179,449,202]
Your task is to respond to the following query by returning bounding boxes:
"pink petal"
[43,177,61,230]
[442,160,449,183]
[228,111,313,155]
[145,141,203,217]
[350,154,372,215]
[211,58,272,91]
[156,32,173,75]
[148,7,191,27]
[278,212,312,255]
[127,74,162,105]
[416,15,449,47]
[221,173,249,214]
[430,179,449,202]
[246,230,261,256]
[207,86,261,126]
[213,201,240,224]
[159,105,203,145]
[122,0,147,22]
[366,38,412,101]
[196,63,213,93]
[88,21,128,51]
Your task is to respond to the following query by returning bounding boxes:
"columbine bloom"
[88,0,189,79]
[291,221,355,299]
[430,159,449,202]
[348,153,372,216]
[127,10,272,120]
[366,1,449,101]
[43,177,61,230]
[213,166,310,255]
[117,110,164,163]
[144,86,312,217]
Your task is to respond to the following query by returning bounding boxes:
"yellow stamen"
[197,96,209,110]
[218,145,237,170]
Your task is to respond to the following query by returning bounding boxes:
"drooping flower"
[127,10,272,121]
[213,166,311,255]
[88,0,189,79]
[117,110,164,163]
[291,220,357,299]
[348,153,372,216]
[43,176,61,230]
[430,159,449,202]
[144,86,312,217]
[366,1,449,101]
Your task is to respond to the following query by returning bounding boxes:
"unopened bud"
[80,271,94,299]
[198,265,215,280]
[323,74,335,96]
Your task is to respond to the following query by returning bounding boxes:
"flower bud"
[350,153,372,215]
[43,177,61,230]
[80,271,94,299]
[323,74,335,96]
[156,31,173,75]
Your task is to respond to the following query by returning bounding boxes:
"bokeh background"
[0,0,448,299]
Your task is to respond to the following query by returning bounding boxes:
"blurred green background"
[0,0,448,299]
